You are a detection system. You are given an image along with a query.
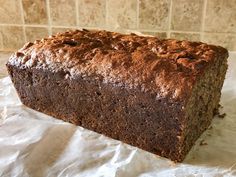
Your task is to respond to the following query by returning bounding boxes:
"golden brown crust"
[8,30,228,101]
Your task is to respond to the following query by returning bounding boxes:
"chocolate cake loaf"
[6,30,228,162]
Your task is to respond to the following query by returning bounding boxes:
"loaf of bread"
[6,29,228,162]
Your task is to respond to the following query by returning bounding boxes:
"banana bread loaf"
[6,29,228,162]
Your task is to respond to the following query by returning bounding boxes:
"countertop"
[0,52,12,78]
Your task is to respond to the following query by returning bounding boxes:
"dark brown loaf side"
[6,30,228,162]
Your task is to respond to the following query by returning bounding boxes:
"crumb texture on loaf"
[8,30,228,101]
[6,30,228,162]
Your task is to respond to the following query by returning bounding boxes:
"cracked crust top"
[7,29,228,101]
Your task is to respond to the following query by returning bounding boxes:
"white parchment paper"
[0,53,236,177]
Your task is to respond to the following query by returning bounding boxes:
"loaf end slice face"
[6,30,228,162]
